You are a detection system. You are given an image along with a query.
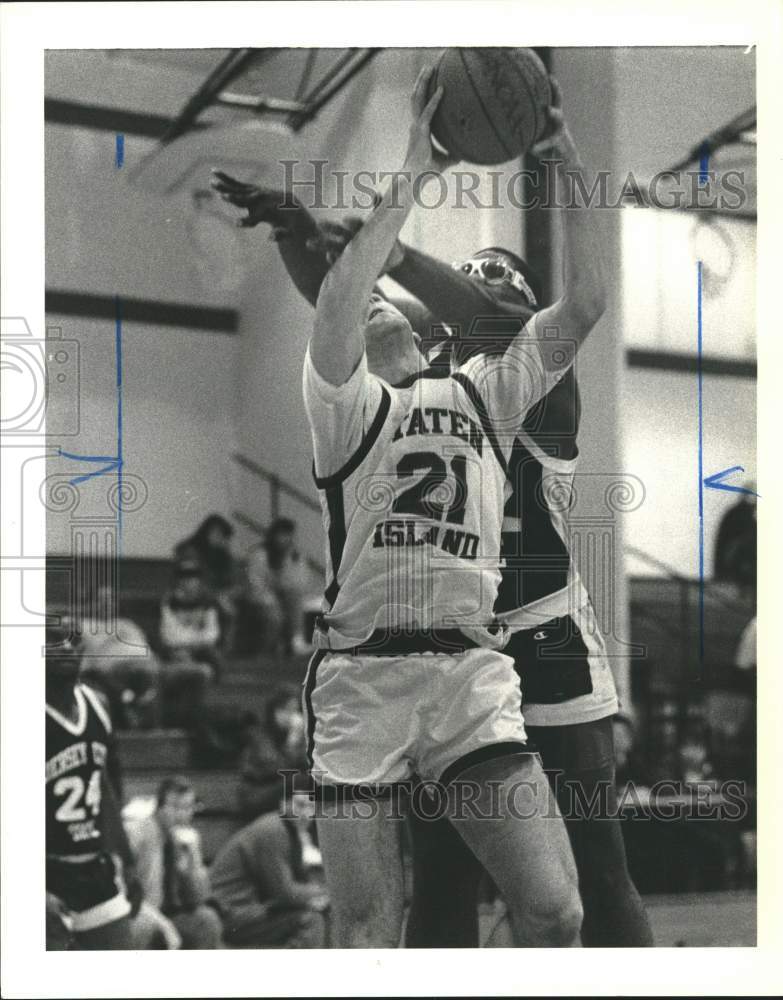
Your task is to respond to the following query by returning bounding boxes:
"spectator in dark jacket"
[713,488,757,592]
[237,688,307,820]
[210,785,327,948]
[246,518,310,655]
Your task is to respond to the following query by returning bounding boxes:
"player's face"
[207,525,230,549]
[159,790,196,830]
[45,637,81,684]
[364,293,413,346]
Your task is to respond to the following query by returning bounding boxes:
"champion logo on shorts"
[534,630,548,640]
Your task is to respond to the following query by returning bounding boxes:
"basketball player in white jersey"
[218,68,609,947]
[215,77,646,947]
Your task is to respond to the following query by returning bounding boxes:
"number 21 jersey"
[302,325,567,649]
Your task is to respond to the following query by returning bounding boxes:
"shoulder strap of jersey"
[80,683,113,734]
[515,426,579,473]
[450,371,509,478]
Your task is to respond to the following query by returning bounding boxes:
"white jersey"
[303,318,566,650]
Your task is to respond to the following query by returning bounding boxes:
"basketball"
[429,48,552,165]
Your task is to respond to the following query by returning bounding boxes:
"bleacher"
[49,556,311,860]
[49,557,755,869]
[629,575,753,684]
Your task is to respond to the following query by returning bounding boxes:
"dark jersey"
[46,684,113,858]
[494,427,589,626]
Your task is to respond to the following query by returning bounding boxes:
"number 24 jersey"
[46,684,113,857]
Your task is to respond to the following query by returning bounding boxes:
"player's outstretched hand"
[405,66,456,175]
[530,76,578,161]
[210,170,298,233]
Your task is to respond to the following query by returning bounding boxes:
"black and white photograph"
[1,2,781,996]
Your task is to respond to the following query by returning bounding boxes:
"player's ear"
[412,332,422,347]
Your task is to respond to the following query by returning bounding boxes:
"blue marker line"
[697,260,705,668]
[699,142,710,185]
[115,134,125,169]
[704,465,759,497]
[59,449,118,463]
[115,295,124,552]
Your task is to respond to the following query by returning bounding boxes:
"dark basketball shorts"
[46,851,130,932]
[504,603,619,727]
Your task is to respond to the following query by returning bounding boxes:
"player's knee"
[580,862,636,909]
[334,892,402,948]
[516,888,583,947]
[552,893,584,946]
[192,905,223,948]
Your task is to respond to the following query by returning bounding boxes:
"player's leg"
[405,785,484,947]
[75,914,134,950]
[446,752,582,947]
[305,652,414,947]
[315,793,406,948]
[48,853,135,950]
[171,905,223,949]
[531,718,654,947]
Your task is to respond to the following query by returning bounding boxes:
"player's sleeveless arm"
[101,771,136,873]
[459,311,572,456]
[531,136,607,362]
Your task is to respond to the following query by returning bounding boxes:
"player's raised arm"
[210,172,333,307]
[461,79,607,441]
[309,68,444,386]
[526,78,607,369]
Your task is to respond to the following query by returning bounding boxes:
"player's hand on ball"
[530,76,577,161]
[405,66,448,174]
[210,170,295,231]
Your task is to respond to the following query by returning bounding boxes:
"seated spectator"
[713,487,756,594]
[210,784,328,948]
[246,518,310,655]
[77,584,160,729]
[125,776,222,949]
[677,722,717,790]
[237,688,308,820]
[159,570,221,728]
[174,515,244,651]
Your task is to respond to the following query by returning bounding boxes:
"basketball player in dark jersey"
[45,623,141,949]
[213,77,650,947]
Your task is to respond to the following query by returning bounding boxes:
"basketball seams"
[509,49,551,143]
[430,47,551,166]
[477,48,534,155]
[507,51,542,144]
[461,48,514,162]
